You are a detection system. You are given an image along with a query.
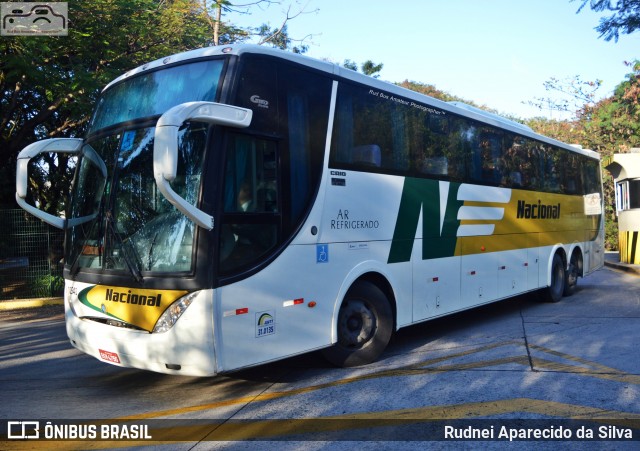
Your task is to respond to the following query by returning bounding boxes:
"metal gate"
[0,209,65,300]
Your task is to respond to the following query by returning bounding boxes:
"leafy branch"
[526,75,603,118]
[574,0,640,41]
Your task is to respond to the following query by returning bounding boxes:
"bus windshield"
[67,59,224,277]
[88,59,224,133]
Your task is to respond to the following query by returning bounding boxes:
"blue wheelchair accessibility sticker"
[316,244,329,263]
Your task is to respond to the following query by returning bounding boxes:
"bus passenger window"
[542,147,562,193]
[470,130,503,185]
[352,144,381,167]
[416,113,459,179]
[502,134,524,188]
[330,83,410,173]
[564,154,581,194]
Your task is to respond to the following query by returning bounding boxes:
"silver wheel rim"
[338,300,376,348]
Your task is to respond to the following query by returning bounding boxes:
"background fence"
[0,209,65,300]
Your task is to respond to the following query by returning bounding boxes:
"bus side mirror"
[15,138,107,229]
[154,101,252,230]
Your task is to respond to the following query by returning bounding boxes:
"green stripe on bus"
[388,178,462,263]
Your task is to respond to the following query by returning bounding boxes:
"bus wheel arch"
[322,273,395,367]
[357,272,397,330]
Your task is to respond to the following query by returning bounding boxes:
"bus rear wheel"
[322,281,393,367]
[563,252,580,296]
[544,253,565,303]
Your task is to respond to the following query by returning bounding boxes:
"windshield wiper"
[106,211,143,283]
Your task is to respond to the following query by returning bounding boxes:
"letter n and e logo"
[388,179,463,263]
[388,179,512,263]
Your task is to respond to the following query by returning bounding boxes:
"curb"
[604,260,640,276]
[0,297,64,311]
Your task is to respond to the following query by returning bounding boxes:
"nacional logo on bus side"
[516,200,561,220]
[387,179,570,264]
[387,177,602,263]
[388,179,509,263]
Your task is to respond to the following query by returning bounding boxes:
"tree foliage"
[342,59,384,78]
[203,0,317,50]
[398,80,471,103]
[527,61,640,250]
[576,0,640,41]
[361,60,383,78]
[526,76,603,119]
[1,0,313,207]
[0,0,213,206]
[528,62,640,157]
[3,0,638,257]
[256,23,308,53]
[200,1,250,45]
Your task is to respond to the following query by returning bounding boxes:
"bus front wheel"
[322,281,393,367]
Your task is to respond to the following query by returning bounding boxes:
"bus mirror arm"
[15,138,106,229]
[154,102,253,231]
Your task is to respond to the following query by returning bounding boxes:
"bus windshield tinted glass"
[68,123,206,275]
[88,59,224,133]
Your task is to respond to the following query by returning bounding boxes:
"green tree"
[0,0,212,206]
[397,80,497,111]
[582,63,640,251]
[2,0,316,209]
[398,80,465,102]
[201,0,272,45]
[582,61,640,152]
[256,23,308,53]
[361,60,383,78]
[526,75,603,119]
[204,1,317,50]
[575,0,640,41]
[342,59,384,78]
[342,59,358,71]
[527,62,640,250]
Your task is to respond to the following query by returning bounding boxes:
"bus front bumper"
[65,289,218,377]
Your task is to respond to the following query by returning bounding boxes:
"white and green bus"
[16,45,604,376]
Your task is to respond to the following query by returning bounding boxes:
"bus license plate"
[99,349,121,364]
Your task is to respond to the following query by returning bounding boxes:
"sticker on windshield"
[121,130,136,152]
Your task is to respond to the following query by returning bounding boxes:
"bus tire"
[322,281,393,367]
[563,252,580,296]
[544,253,565,303]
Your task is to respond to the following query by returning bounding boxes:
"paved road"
[1,267,639,449]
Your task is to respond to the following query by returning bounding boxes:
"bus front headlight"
[153,292,198,333]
